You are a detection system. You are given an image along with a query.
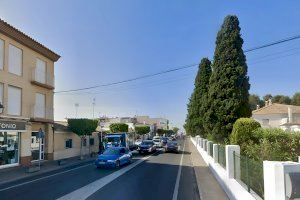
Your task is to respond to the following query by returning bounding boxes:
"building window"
[34,93,46,118]
[0,83,3,105]
[0,132,20,166]
[83,138,87,146]
[0,39,4,70]
[7,85,22,116]
[65,139,73,148]
[262,119,269,125]
[35,58,46,84]
[89,138,95,146]
[8,44,22,76]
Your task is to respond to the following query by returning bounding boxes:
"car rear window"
[103,148,120,155]
[142,141,153,145]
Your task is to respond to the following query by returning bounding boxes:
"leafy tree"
[204,15,251,143]
[109,123,128,133]
[184,58,212,137]
[291,92,300,105]
[68,118,98,159]
[135,126,150,135]
[172,127,179,133]
[263,94,272,101]
[249,94,264,110]
[156,128,164,136]
[272,95,291,104]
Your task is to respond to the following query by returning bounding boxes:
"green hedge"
[230,118,261,150]
[135,126,150,135]
[230,118,300,162]
[109,123,128,133]
[244,128,300,162]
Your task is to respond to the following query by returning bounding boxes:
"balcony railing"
[30,105,54,122]
[31,68,55,89]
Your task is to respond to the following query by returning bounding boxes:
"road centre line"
[56,154,153,200]
[172,140,186,200]
[0,163,93,192]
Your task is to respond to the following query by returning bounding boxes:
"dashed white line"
[172,140,186,200]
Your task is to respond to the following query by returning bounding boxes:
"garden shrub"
[230,118,261,151]
[244,128,300,162]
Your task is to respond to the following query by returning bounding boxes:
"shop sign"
[0,120,26,131]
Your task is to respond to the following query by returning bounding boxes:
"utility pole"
[75,103,79,118]
[92,98,96,119]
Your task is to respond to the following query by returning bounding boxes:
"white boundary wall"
[191,137,256,200]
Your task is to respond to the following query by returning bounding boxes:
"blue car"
[95,147,133,168]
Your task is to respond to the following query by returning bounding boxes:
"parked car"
[135,139,142,146]
[161,137,168,147]
[138,140,156,154]
[152,136,161,147]
[165,140,179,153]
[95,147,132,168]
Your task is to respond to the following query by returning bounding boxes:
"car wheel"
[115,160,120,168]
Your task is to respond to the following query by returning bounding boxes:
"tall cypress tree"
[184,58,211,137]
[204,15,251,142]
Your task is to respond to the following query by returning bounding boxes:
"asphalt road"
[0,139,200,200]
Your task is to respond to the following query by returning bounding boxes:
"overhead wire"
[54,34,300,94]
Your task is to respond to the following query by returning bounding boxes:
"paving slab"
[188,139,229,200]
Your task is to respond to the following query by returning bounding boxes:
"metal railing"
[31,105,54,120]
[217,145,226,169]
[208,142,213,157]
[233,152,264,198]
[31,68,54,87]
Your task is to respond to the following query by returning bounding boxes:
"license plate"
[99,161,105,165]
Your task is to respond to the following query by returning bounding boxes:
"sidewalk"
[0,156,96,186]
[188,139,228,200]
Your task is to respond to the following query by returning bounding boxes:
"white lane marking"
[57,154,153,200]
[0,163,93,192]
[172,140,186,200]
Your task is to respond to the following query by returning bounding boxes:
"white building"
[252,102,300,132]
[99,117,136,132]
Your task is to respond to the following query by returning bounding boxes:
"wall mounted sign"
[0,120,26,131]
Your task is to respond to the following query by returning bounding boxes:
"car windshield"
[103,148,120,155]
[142,141,153,145]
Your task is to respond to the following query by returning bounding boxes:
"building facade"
[53,122,99,160]
[99,117,137,132]
[0,19,60,169]
[252,102,300,132]
[135,116,169,130]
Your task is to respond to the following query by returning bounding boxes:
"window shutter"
[0,83,3,104]
[36,58,46,83]
[0,39,4,70]
[7,86,22,115]
[35,93,46,118]
[8,45,22,76]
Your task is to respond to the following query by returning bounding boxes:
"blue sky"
[1,0,300,129]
